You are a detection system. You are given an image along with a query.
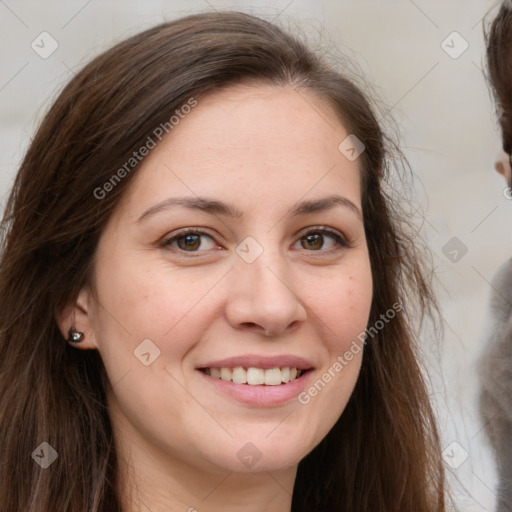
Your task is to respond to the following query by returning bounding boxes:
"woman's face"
[79,83,373,475]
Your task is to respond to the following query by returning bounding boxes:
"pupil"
[304,234,322,250]
[179,235,199,250]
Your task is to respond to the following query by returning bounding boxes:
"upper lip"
[197,354,314,370]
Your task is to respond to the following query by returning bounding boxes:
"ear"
[55,286,98,350]
[494,151,512,182]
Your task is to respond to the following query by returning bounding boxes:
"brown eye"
[293,228,349,252]
[163,230,217,252]
[301,233,324,250]
[177,234,201,251]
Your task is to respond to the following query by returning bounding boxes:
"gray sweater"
[478,258,512,407]
[477,257,512,512]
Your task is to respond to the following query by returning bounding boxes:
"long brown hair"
[0,11,446,511]
[486,2,512,155]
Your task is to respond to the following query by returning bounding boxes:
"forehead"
[117,83,363,221]
[169,82,347,156]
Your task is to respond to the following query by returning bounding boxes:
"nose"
[494,151,512,183]
[224,250,307,337]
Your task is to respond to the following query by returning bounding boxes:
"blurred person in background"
[477,3,512,511]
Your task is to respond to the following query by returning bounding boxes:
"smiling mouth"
[198,366,311,386]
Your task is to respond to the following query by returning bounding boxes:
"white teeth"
[204,366,304,385]
[220,367,232,381]
[264,368,282,385]
[247,367,265,385]
[232,366,247,384]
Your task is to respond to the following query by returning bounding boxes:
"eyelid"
[294,225,348,242]
[163,226,217,240]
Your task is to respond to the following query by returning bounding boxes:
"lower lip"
[198,370,312,406]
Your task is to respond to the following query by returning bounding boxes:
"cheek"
[310,270,373,352]
[91,251,224,367]
[295,271,371,430]
[90,256,213,429]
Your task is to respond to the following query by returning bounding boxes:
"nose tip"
[225,261,307,337]
[495,151,512,181]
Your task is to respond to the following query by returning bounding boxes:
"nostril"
[240,322,259,329]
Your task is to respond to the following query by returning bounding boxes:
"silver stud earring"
[67,327,84,343]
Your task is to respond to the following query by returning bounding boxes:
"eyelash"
[161,226,351,256]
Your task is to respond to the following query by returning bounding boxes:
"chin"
[201,433,318,474]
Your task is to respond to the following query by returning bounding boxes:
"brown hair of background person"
[487,2,512,190]
[0,11,447,511]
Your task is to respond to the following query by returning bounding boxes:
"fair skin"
[59,83,373,512]
[495,151,512,183]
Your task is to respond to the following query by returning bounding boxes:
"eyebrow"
[136,194,363,223]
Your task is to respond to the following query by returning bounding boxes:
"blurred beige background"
[1,1,510,510]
